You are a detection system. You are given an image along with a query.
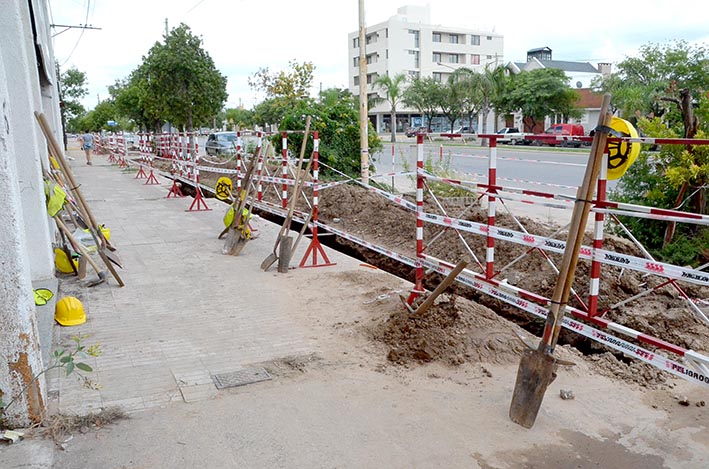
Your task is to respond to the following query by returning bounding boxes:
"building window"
[433,72,443,82]
[366,73,378,85]
[408,50,420,68]
[449,54,459,64]
[449,34,459,44]
[385,28,388,38]
[408,70,420,79]
[366,33,377,45]
[353,37,359,48]
[353,57,358,67]
[471,54,480,65]
[432,52,441,63]
[366,54,377,65]
[386,49,389,59]
[487,55,492,59]
[432,32,441,43]
[471,35,480,45]
[486,36,492,40]
[353,76,359,86]
[408,29,420,48]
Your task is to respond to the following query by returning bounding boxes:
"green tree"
[440,78,466,133]
[450,68,482,132]
[373,73,407,142]
[594,40,709,123]
[274,88,381,178]
[403,77,443,131]
[141,24,227,132]
[59,67,88,133]
[224,108,254,130]
[597,40,709,245]
[248,60,316,128]
[85,100,120,131]
[249,60,314,100]
[109,68,163,132]
[498,68,579,132]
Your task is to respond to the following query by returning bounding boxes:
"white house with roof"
[506,47,611,134]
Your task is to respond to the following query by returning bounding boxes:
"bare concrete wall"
[0,0,61,426]
[0,57,46,427]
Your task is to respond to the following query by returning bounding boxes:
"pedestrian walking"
[79,132,94,165]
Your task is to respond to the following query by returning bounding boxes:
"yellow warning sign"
[215,177,233,200]
[606,117,640,180]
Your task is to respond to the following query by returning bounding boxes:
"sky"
[50,0,709,111]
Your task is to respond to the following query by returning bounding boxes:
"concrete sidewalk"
[46,151,377,414]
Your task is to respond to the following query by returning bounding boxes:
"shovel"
[36,112,125,286]
[508,94,612,428]
[222,141,270,255]
[55,217,107,287]
[261,116,311,271]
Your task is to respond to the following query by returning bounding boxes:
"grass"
[43,407,127,443]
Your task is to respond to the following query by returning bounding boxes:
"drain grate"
[211,367,272,389]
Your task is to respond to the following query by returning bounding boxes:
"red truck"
[544,123,585,147]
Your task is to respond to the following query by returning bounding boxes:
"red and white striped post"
[407,133,426,304]
[486,137,498,279]
[256,132,264,202]
[167,132,185,197]
[588,150,609,316]
[300,131,335,268]
[135,133,148,179]
[282,132,289,209]
[107,134,117,163]
[187,132,211,212]
[145,132,159,185]
[235,131,243,193]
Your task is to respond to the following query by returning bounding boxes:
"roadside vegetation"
[594,41,709,265]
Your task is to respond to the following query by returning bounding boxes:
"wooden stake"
[509,94,612,428]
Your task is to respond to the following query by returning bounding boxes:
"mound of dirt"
[371,293,528,366]
[587,352,672,389]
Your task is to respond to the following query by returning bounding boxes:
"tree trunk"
[480,101,490,147]
[663,89,699,247]
[390,109,396,143]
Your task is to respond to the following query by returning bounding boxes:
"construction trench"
[99,129,709,394]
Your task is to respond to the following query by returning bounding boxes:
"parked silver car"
[205,131,238,156]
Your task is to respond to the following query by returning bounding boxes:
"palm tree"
[452,65,506,145]
[374,73,407,142]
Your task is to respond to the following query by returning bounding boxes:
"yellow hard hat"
[54,248,79,274]
[606,117,641,180]
[55,296,86,326]
[84,224,111,242]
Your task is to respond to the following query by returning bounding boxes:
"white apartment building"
[348,5,504,133]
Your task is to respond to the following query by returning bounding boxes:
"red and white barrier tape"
[419,210,709,287]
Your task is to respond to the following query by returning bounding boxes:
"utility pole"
[358,0,369,184]
[165,18,168,37]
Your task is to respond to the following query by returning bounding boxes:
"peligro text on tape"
[420,210,709,287]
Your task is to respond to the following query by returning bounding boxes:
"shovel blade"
[260,253,277,271]
[509,348,557,429]
[101,247,123,268]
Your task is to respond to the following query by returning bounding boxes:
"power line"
[60,0,91,66]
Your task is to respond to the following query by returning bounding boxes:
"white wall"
[0,0,55,281]
[0,0,61,427]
